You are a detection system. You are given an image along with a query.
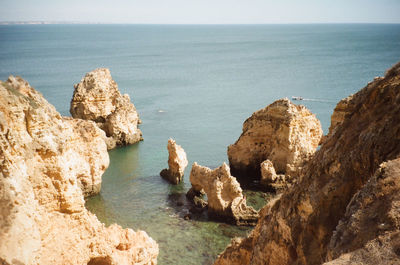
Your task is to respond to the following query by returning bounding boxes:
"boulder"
[260,159,290,190]
[160,139,188,184]
[70,68,142,149]
[214,62,400,265]
[228,98,322,182]
[0,76,158,265]
[188,162,258,225]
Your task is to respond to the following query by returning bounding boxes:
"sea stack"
[188,162,258,225]
[214,62,400,265]
[160,138,188,184]
[0,76,158,264]
[70,68,142,149]
[228,98,322,184]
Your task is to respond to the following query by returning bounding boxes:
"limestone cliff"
[0,76,158,264]
[228,98,322,182]
[70,68,142,149]
[188,163,258,225]
[160,139,188,184]
[215,62,400,265]
[325,158,400,264]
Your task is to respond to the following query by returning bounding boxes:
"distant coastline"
[0,21,103,25]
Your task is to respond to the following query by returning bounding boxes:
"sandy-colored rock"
[214,62,400,265]
[160,139,188,184]
[323,232,400,265]
[260,160,291,190]
[70,68,142,149]
[188,162,258,225]
[228,98,322,182]
[326,158,400,263]
[0,76,158,265]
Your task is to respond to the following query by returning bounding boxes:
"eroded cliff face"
[0,76,158,264]
[70,68,142,149]
[188,163,259,225]
[215,62,400,265]
[325,158,400,264]
[228,98,322,182]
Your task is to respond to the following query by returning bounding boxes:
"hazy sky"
[1,0,400,24]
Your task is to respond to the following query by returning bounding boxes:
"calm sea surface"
[1,24,400,264]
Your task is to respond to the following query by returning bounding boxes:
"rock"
[214,62,400,265]
[70,68,142,149]
[188,162,258,225]
[260,160,292,190]
[0,76,158,264]
[228,98,322,183]
[160,139,188,184]
[326,158,400,263]
[323,232,400,265]
[328,95,354,137]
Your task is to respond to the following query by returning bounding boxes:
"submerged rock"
[0,76,158,264]
[160,138,188,184]
[70,68,142,149]
[228,98,322,183]
[188,162,258,225]
[214,62,400,265]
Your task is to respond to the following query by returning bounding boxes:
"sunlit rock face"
[160,138,188,184]
[0,76,158,265]
[70,68,142,149]
[228,98,322,183]
[260,159,291,190]
[188,162,258,225]
[214,62,400,265]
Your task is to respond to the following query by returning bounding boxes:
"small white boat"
[292,96,304,100]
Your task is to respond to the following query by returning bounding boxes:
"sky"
[1,0,400,24]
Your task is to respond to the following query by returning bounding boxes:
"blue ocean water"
[1,24,400,264]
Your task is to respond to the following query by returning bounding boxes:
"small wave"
[301,98,337,103]
[292,96,336,103]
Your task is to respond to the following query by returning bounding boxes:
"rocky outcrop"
[228,98,322,182]
[0,76,158,264]
[260,160,291,190]
[325,158,400,264]
[160,139,188,184]
[188,163,258,225]
[214,62,400,265]
[70,68,142,149]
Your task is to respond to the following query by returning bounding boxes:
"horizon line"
[1,21,400,25]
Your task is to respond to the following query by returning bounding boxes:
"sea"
[1,24,399,264]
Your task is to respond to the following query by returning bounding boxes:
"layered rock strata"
[160,139,188,184]
[228,98,322,183]
[215,62,400,265]
[188,162,258,225]
[70,68,142,149]
[0,76,158,264]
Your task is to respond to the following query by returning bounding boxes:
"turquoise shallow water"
[1,24,400,264]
